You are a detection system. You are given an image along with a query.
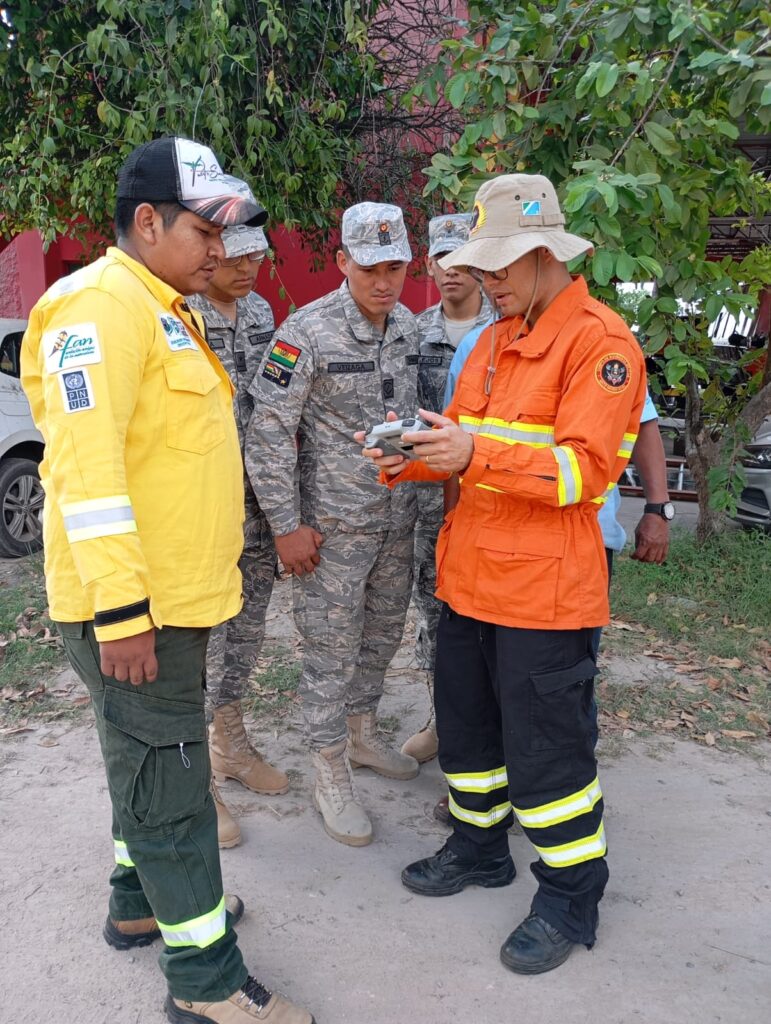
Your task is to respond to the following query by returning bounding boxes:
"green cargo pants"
[56,620,248,1002]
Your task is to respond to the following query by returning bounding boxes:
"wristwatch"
[644,501,675,521]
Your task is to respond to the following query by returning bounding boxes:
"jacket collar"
[108,247,190,317]
[501,276,589,358]
[339,280,411,346]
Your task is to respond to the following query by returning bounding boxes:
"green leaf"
[656,296,678,314]
[595,63,619,98]
[636,255,664,278]
[761,82,771,107]
[644,122,679,157]
[615,251,636,281]
[445,73,469,108]
[492,110,508,140]
[705,294,723,323]
[592,249,615,286]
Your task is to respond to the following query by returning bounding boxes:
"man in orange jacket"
[359,173,646,974]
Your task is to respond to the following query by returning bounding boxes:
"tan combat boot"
[400,707,438,763]
[347,711,419,780]
[165,974,314,1023]
[311,740,372,847]
[211,778,241,849]
[210,699,289,795]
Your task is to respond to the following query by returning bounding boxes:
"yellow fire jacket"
[21,248,244,641]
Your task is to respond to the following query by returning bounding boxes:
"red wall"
[2,226,440,322]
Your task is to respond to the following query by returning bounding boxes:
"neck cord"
[484,249,541,396]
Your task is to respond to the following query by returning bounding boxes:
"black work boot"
[401,841,515,896]
[104,895,245,951]
[499,912,577,974]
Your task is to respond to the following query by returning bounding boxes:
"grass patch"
[0,555,69,731]
[242,641,302,723]
[600,528,770,753]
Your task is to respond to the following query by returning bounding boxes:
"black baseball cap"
[117,136,267,227]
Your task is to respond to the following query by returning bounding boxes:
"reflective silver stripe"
[513,778,602,828]
[445,766,508,794]
[113,839,135,867]
[459,416,555,446]
[64,506,135,533]
[533,823,607,867]
[553,446,580,505]
[157,896,227,949]
[448,794,512,828]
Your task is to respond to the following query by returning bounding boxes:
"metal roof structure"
[706,132,771,260]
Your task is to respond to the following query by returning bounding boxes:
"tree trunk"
[684,371,726,544]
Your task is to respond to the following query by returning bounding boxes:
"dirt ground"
[1,569,769,1024]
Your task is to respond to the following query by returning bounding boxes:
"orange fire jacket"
[387,277,647,629]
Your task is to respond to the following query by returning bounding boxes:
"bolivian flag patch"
[268,339,302,369]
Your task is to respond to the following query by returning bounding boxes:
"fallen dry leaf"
[720,730,756,740]
[708,656,743,670]
[660,719,681,730]
[746,711,770,733]
[37,735,59,747]
[704,732,717,746]
[0,721,34,735]
[706,676,723,691]
[646,592,658,606]
[609,619,643,632]
[615,709,630,720]
[673,663,701,674]
[730,690,751,703]
[70,695,91,707]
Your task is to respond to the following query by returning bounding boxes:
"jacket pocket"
[101,685,208,829]
[163,357,226,455]
[529,655,597,752]
[473,527,565,621]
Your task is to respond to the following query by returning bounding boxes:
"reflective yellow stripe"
[448,794,512,828]
[62,494,137,543]
[460,415,555,447]
[445,766,508,794]
[553,445,582,505]
[533,823,607,868]
[591,481,616,506]
[157,896,227,949]
[113,839,135,867]
[513,777,602,829]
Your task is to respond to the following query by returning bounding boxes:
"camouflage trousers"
[206,501,277,711]
[293,527,414,748]
[412,490,444,673]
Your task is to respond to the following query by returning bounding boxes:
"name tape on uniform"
[59,368,95,413]
[44,322,101,375]
[159,314,198,353]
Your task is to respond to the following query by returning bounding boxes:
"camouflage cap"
[341,202,412,266]
[222,224,269,259]
[428,213,473,258]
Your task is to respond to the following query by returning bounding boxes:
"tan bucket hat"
[439,174,592,272]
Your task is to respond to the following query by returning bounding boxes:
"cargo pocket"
[473,528,565,621]
[56,620,104,693]
[529,655,597,752]
[163,357,226,454]
[101,685,208,829]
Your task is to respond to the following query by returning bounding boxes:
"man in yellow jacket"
[21,136,313,1024]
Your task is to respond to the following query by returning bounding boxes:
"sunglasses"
[220,252,266,268]
[466,265,510,284]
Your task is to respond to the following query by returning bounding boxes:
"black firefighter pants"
[435,605,609,947]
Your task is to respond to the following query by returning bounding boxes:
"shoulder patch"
[262,359,292,388]
[59,368,95,413]
[269,339,301,368]
[595,353,631,394]
[44,323,101,375]
[159,314,198,352]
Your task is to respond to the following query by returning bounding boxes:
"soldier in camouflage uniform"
[401,214,493,764]
[188,224,288,851]
[245,203,420,847]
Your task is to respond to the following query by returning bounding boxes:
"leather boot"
[212,778,242,849]
[311,740,372,847]
[210,700,289,795]
[165,974,314,1023]
[105,895,244,951]
[347,711,419,780]
[499,912,577,974]
[401,841,516,896]
[400,720,438,763]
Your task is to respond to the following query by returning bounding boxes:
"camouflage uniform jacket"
[188,290,275,444]
[413,296,492,514]
[245,281,419,537]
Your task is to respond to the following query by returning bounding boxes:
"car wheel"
[0,457,44,558]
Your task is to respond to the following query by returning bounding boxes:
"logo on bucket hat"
[117,137,267,227]
[439,174,592,273]
[342,202,412,266]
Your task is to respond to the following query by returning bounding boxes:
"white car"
[0,319,44,557]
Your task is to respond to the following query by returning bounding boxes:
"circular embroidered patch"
[595,353,631,393]
[470,200,487,234]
